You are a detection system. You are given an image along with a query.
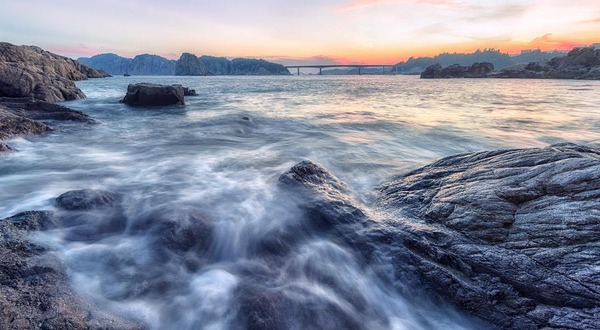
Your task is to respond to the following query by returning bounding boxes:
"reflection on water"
[1,76,599,329]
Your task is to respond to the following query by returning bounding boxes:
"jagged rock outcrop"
[421,62,494,78]
[175,53,212,76]
[0,42,109,102]
[0,211,141,329]
[121,83,187,106]
[280,143,600,329]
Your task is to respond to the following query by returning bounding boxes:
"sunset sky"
[1,0,599,64]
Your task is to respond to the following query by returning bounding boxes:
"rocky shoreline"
[0,43,108,153]
[2,143,600,329]
[421,46,600,80]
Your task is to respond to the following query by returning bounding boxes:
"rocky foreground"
[2,143,599,329]
[422,46,600,80]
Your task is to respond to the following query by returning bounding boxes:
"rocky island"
[79,52,291,76]
[421,46,600,80]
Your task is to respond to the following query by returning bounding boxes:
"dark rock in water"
[175,52,212,76]
[182,86,197,96]
[129,207,212,254]
[0,97,95,123]
[0,105,51,140]
[0,211,141,329]
[121,83,185,106]
[0,98,95,152]
[0,42,109,102]
[421,62,494,78]
[56,189,120,211]
[0,142,14,153]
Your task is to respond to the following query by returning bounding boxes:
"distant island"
[321,48,568,75]
[78,53,290,76]
[420,46,600,80]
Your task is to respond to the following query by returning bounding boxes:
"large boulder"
[0,42,109,102]
[121,83,185,106]
[0,211,141,329]
[280,143,600,329]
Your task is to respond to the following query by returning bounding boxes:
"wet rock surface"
[280,144,600,329]
[121,83,186,106]
[0,211,141,330]
[0,98,95,151]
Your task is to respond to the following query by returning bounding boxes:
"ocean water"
[1,75,600,329]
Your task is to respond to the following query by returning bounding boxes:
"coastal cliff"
[0,42,109,102]
[0,43,105,152]
[79,53,176,75]
[174,53,212,76]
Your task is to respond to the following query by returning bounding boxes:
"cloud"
[339,0,464,12]
[525,34,581,50]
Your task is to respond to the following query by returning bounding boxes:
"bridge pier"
[297,67,300,76]
[358,67,361,75]
[319,68,322,75]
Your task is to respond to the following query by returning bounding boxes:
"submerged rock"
[182,86,197,96]
[121,83,186,106]
[56,189,121,211]
[0,211,141,329]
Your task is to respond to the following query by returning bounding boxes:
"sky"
[0,0,599,64]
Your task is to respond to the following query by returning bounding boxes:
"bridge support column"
[297,67,300,76]
[319,68,322,75]
[358,67,362,75]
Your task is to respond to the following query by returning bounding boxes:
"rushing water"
[2,75,600,329]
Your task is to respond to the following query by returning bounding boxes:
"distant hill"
[396,49,567,74]
[79,53,290,76]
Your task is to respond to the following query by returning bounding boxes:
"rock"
[279,144,600,329]
[376,143,600,329]
[0,105,51,140]
[0,143,14,153]
[56,189,120,211]
[0,42,109,102]
[421,62,494,78]
[0,97,95,123]
[0,211,141,329]
[175,53,212,76]
[182,86,197,96]
[121,83,185,106]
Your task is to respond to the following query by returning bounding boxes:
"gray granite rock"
[121,83,186,106]
[280,143,600,329]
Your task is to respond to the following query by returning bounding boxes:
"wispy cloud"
[339,0,464,12]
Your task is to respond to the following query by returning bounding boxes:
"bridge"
[284,64,402,75]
